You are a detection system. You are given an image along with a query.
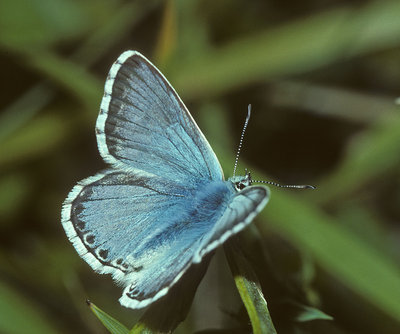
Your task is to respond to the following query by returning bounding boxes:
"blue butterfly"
[61,51,270,309]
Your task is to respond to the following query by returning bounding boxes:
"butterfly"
[61,51,270,309]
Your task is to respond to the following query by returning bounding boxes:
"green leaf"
[224,238,277,334]
[170,0,400,99]
[87,300,129,334]
[0,280,61,334]
[295,305,333,322]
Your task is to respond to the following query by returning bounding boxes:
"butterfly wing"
[62,170,269,309]
[194,185,270,262]
[96,51,223,186]
[120,184,270,308]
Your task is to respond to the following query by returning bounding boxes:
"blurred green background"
[1,0,400,333]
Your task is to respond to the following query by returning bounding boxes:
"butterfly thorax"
[190,181,233,218]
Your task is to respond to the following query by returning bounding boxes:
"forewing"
[97,51,223,186]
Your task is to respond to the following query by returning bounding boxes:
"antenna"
[233,104,251,177]
[252,179,316,189]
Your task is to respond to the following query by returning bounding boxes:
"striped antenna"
[233,104,251,177]
[252,179,316,189]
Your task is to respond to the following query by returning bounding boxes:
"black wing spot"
[76,220,85,230]
[85,234,95,244]
[99,249,109,260]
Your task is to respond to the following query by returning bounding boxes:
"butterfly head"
[229,169,252,192]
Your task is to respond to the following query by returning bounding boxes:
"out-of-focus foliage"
[0,0,399,333]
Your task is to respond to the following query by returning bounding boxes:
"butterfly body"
[62,51,270,309]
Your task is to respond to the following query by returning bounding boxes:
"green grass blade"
[171,0,400,99]
[0,2,160,169]
[0,113,70,167]
[295,305,334,322]
[72,0,161,66]
[129,322,156,334]
[0,0,159,146]
[225,238,277,334]
[3,1,400,171]
[313,117,400,204]
[4,1,161,112]
[268,80,397,124]
[0,83,52,142]
[262,187,400,323]
[87,301,129,334]
[22,49,102,110]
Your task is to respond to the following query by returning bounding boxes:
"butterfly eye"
[235,182,246,191]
